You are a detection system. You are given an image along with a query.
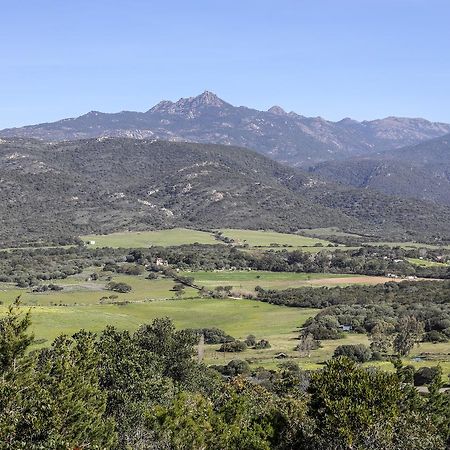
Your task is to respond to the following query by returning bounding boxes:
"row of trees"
[141,244,450,278]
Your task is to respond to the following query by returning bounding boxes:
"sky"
[1,0,449,128]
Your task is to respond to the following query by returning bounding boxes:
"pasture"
[407,257,449,267]
[219,228,335,249]
[80,228,340,250]
[81,228,218,248]
[184,270,396,294]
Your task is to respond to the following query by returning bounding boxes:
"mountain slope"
[2,137,450,246]
[2,92,449,166]
[310,133,450,205]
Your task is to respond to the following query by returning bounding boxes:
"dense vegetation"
[2,138,450,246]
[2,243,449,289]
[143,244,450,278]
[0,246,126,287]
[311,133,450,206]
[256,281,450,346]
[1,301,448,449]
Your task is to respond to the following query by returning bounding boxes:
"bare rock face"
[2,91,450,167]
[267,105,287,116]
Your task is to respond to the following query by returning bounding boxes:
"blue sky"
[1,0,449,128]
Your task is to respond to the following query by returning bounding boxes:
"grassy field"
[0,297,316,352]
[365,241,450,250]
[407,257,449,267]
[81,228,218,248]
[1,269,448,375]
[219,229,335,249]
[298,227,363,238]
[184,270,396,294]
[0,273,198,307]
[79,228,349,253]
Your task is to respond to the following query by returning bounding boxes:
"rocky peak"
[148,100,175,113]
[268,105,287,116]
[176,91,227,109]
[147,91,228,115]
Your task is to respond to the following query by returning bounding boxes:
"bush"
[190,328,235,344]
[333,344,372,363]
[244,334,257,347]
[222,359,251,376]
[106,281,132,293]
[423,330,448,343]
[254,339,271,349]
[414,366,442,386]
[218,340,247,353]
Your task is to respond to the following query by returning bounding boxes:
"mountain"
[2,137,450,247]
[1,92,450,166]
[310,133,450,205]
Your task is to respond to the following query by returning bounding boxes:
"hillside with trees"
[2,138,450,246]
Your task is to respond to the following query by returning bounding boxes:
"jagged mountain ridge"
[2,137,450,246]
[2,91,450,166]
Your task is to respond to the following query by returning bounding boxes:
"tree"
[306,357,445,449]
[393,316,424,356]
[0,309,116,449]
[333,344,372,363]
[369,321,394,355]
[0,297,34,374]
[296,333,320,357]
[106,281,132,293]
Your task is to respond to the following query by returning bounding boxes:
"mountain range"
[1,137,450,246]
[310,134,450,205]
[2,91,450,167]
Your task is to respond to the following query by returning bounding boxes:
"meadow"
[218,228,334,248]
[2,228,448,375]
[81,228,218,248]
[183,270,396,294]
[2,265,447,374]
[81,228,339,251]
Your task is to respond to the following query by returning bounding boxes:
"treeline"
[2,243,450,289]
[142,244,450,278]
[1,302,448,449]
[256,281,450,344]
[0,246,126,287]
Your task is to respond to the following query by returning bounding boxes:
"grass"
[407,258,449,267]
[0,298,317,355]
[365,241,450,250]
[0,272,198,307]
[1,269,448,375]
[298,227,363,238]
[81,228,218,248]
[219,229,335,249]
[184,270,395,294]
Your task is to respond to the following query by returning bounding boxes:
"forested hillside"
[310,134,450,205]
[2,137,450,246]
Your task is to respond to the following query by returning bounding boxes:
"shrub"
[333,344,372,363]
[218,340,247,353]
[244,334,257,347]
[423,330,448,343]
[414,366,442,386]
[223,359,251,376]
[190,328,235,344]
[254,339,271,349]
[106,281,132,293]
